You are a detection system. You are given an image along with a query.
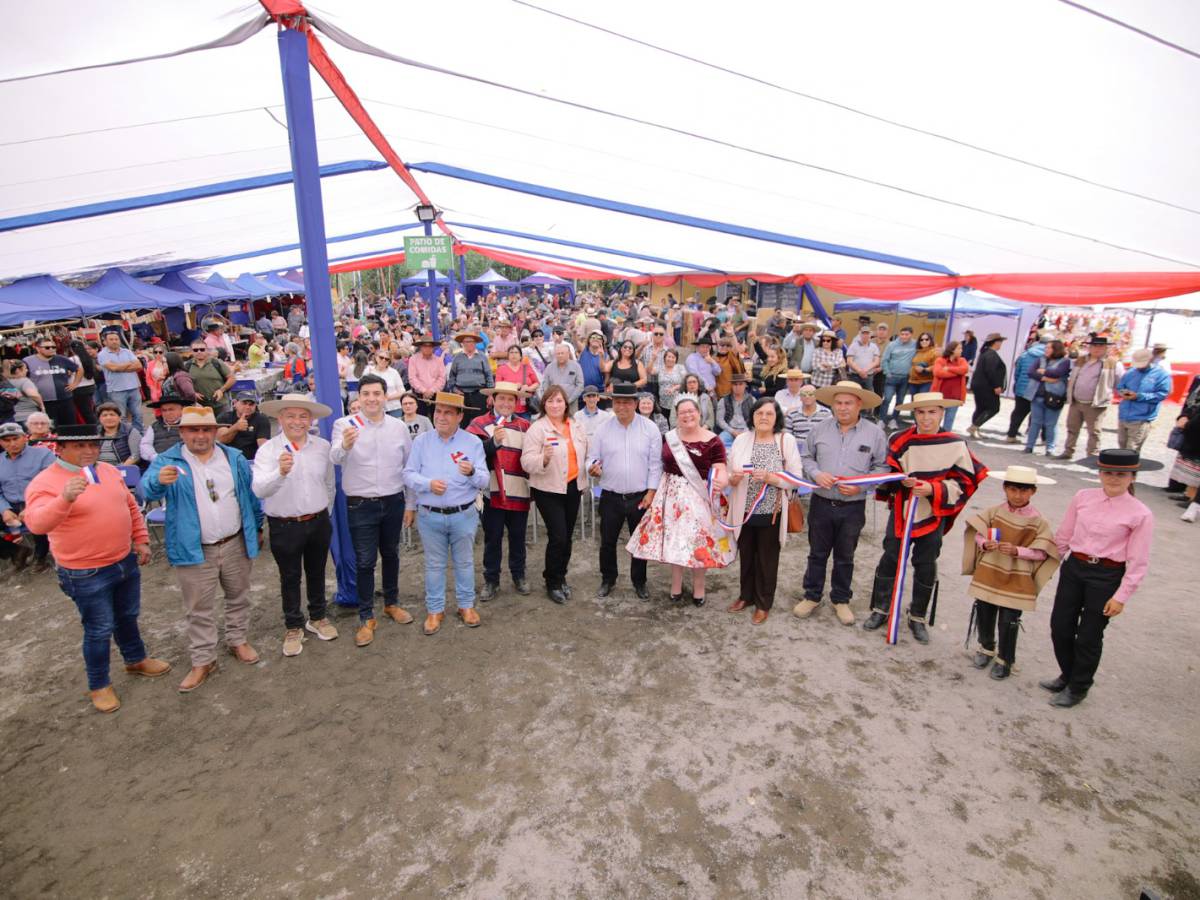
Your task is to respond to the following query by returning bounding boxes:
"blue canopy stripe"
[0,160,389,233]
[413,163,955,275]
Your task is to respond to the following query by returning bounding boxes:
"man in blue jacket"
[144,407,265,693]
[879,326,917,427]
[1115,348,1171,453]
[1006,335,1048,443]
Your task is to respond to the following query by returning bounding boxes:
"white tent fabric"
[2,1,1198,283]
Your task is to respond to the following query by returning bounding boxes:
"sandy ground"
[1,400,1198,899]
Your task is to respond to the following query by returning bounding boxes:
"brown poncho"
[961,504,1060,611]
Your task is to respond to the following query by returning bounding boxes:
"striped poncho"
[875,428,988,539]
[961,504,1060,611]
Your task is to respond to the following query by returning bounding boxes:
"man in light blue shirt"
[403,392,490,635]
[0,422,54,569]
[96,330,143,426]
[587,384,663,599]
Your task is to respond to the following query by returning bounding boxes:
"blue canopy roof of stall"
[520,272,571,285]
[85,267,202,311]
[158,270,244,301]
[833,291,1024,318]
[260,272,306,294]
[232,273,279,298]
[0,275,116,326]
[205,273,253,298]
[400,270,450,285]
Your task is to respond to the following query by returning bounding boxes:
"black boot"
[1039,675,1068,692]
[908,618,929,644]
[970,600,998,667]
[991,609,1021,680]
[862,610,888,631]
[1050,689,1087,708]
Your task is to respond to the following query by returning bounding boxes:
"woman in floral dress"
[628,394,734,607]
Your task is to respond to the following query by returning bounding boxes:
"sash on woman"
[627,430,735,569]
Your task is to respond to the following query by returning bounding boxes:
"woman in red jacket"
[932,340,970,433]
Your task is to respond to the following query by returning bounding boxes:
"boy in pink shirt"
[24,424,170,713]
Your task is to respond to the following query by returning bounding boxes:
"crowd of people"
[0,284,1178,715]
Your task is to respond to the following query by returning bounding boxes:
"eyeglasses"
[821,338,833,343]
[205,478,218,503]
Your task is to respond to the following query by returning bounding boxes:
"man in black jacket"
[968,333,1007,438]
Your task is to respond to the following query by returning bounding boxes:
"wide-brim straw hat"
[896,391,963,411]
[259,393,333,419]
[813,380,882,409]
[413,333,438,346]
[431,391,478,412]
[178,406,219,427]
[784,369,808,380]
[995,465,1055,486]
[454,331,480,344]
[481,381,523,397]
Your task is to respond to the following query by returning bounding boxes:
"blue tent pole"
[945,286,961,344]
[423,220,440,341]
[801,283,833,327]
[447,250,459,322]
[276,25,357,607]
[457,252,468,313]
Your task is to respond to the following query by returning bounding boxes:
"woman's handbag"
[1168,426,1185,451]
[779,434,805,533]
[1044,392,1066,411]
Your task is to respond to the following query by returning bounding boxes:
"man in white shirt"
[330,374,415,647]
[365,350,406,416]
[252,394,337,658]
[145,407,265,692]
[844,327,882,394]
[588,384,663,600]
[774,369,810,415]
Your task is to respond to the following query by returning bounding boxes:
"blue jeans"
[1026,396,1063,453]
[416,507,478,613]
[880,377,908,422]
[942,405,960,433]
[719,430,740,449]
[346,492,405,621]
[55,553,146,690]
[107,388,143,427]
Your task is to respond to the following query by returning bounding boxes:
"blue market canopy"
[85,266,201,311]
[520,272,571,286]
[232,273,279,298]
[899,291,1024,318]
[260,272,306,294]
[158,270,243,301]
[0,275,115,326]
[401,270,450,285]
[205,273,253,298]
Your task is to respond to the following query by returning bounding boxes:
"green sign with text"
[404,235,453,271]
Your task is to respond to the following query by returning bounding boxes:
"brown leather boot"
[178,662,216,694]
[124,658,172,678]
[382,605,413,624]
[423,612,445,635]
[457,607,481,628]
[355,618,377,647]
[89,685,120,713]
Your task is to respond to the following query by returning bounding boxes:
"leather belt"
[345,494,400,505]
[203,529,242,547]
[602,489,647,499]
[421,502,475,515]
[813,495,861,508]
[1071,551,1125,569]
[269,512,323,523]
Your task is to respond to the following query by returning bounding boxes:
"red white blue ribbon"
[83,465,100,485]
[885,494,921,645]
[347,414,367,429]
[286,440,303,453]
[451,450,467,464]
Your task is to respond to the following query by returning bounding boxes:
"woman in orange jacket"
[932,340,970,432]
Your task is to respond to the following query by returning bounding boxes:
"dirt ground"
[1,403,1198,899]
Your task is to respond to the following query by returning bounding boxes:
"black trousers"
[1050,555,1123,694]
[738,522,781,611]
[802,496,866,604]
[268,511,332,630]
[973,601,1023,664]
[971,389,1001,428]
[532,484,580,589]
[870,527,943,618]
[44,398,78,429]
[458,390,488,420]
[1006,396,1032,438]
[72,386,97,424]
[598,490,647,587]
[481,499,528,584]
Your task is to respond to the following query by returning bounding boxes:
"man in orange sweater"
[24,424,171,713]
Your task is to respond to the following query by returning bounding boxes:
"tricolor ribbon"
[83,465,100,485]
[546,436,559,447]
[987,527,1002,542]
[286,440,302,454]
[348,414,367,429]
[885,494,921,645]
[451,450,467,464]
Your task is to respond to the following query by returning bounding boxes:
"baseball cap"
[0,422,25,438]
[233,391,259,403]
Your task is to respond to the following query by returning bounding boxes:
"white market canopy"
[2,0,1200,305]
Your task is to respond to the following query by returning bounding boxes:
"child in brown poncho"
[961,465,1061,680]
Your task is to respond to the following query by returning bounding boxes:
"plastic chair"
[144,504,167,549]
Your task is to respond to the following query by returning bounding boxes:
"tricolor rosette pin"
[83,465,100,485]
[349,414,366,429]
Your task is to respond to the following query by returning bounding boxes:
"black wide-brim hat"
[54,424,104,442]
[1097,448,1140,471]
[608,383,639,399]
[147,393,187,409]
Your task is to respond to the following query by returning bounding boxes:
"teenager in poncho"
[863,393,988,644]
[960,465,1060,681]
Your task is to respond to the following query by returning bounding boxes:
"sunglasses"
[653,332,665,337]
[39,345,55,351]
[205,478,218,503]
[191,348,207,353]
[152,350,164,355]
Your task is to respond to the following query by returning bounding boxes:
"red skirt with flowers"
[627,473,735,569]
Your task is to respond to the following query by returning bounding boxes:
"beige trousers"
[1063,401,1107,456]
[175,537,253,666]
[1117,419,1152,453]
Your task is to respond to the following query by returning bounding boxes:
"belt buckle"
[1086,555,1100,565]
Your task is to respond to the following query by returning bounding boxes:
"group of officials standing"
[23,366,1153,716]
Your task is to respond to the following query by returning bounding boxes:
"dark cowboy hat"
[147,391,187,409]
[693,335,715,346]
[1097,448,1140,471]
[54,423,104,442]
[608,383,639,400]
